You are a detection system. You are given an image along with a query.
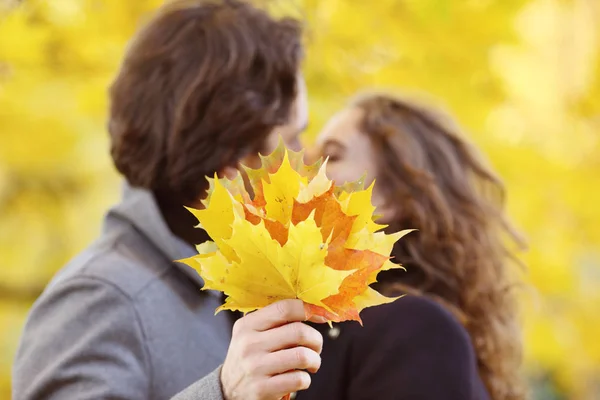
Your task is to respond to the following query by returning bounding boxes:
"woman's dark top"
[296,295,491,400]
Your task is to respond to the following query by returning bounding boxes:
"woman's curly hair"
[353,93,526,400]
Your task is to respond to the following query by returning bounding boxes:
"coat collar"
[104,182,207,289]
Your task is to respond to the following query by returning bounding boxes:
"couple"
[12,1,524,400]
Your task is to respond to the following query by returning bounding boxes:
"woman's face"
[315,107,389,215]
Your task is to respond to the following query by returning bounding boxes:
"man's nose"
[303,146,320,164]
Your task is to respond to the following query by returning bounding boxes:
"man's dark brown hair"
[108,0,303,205]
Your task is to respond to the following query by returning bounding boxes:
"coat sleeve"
[170,367,224,400]
[348,296,490,400]
[12,276,152,399]
[12,276,224,400]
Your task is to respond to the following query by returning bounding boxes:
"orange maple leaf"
[182,139,413,325]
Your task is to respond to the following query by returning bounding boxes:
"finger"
[244,300,307,332]
[265,370,311,398]
[307,315,328,324]
[258,346,321,375]
[304,305,329,324]
[259,322,323,354]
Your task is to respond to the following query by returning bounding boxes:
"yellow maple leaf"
[296,160,332,203]
[186,177,242,263]
[204,171,251,204]
[181,139,414,323]
[186,213,352,314]
[353,287,402,313]
[280,216,352,309]
[340,182,388,235]
[347,228,416,283]
[262,152,306,225]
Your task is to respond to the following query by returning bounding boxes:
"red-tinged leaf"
[325,237,389,272]
[244,205,289,245]
[243,205,261,224]
[264,218,288,246]
[320,200,355,244]
[292,188,355,243]
[305,302,361,323]
[311,239,390,323]
[252,190,267,209]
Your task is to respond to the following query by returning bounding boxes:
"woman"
[297,93,525,400]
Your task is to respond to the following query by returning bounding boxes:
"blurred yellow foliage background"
[1,0,599,398]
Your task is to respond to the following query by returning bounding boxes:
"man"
[13,1,324,399]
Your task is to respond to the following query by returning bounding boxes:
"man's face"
[208,75,308,207]
[246,75,308,167]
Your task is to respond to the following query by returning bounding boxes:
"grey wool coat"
[13,183,232,400]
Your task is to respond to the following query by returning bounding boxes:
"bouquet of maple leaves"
[180,141,413,325]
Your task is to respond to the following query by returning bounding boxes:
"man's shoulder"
[47,223,173,301]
